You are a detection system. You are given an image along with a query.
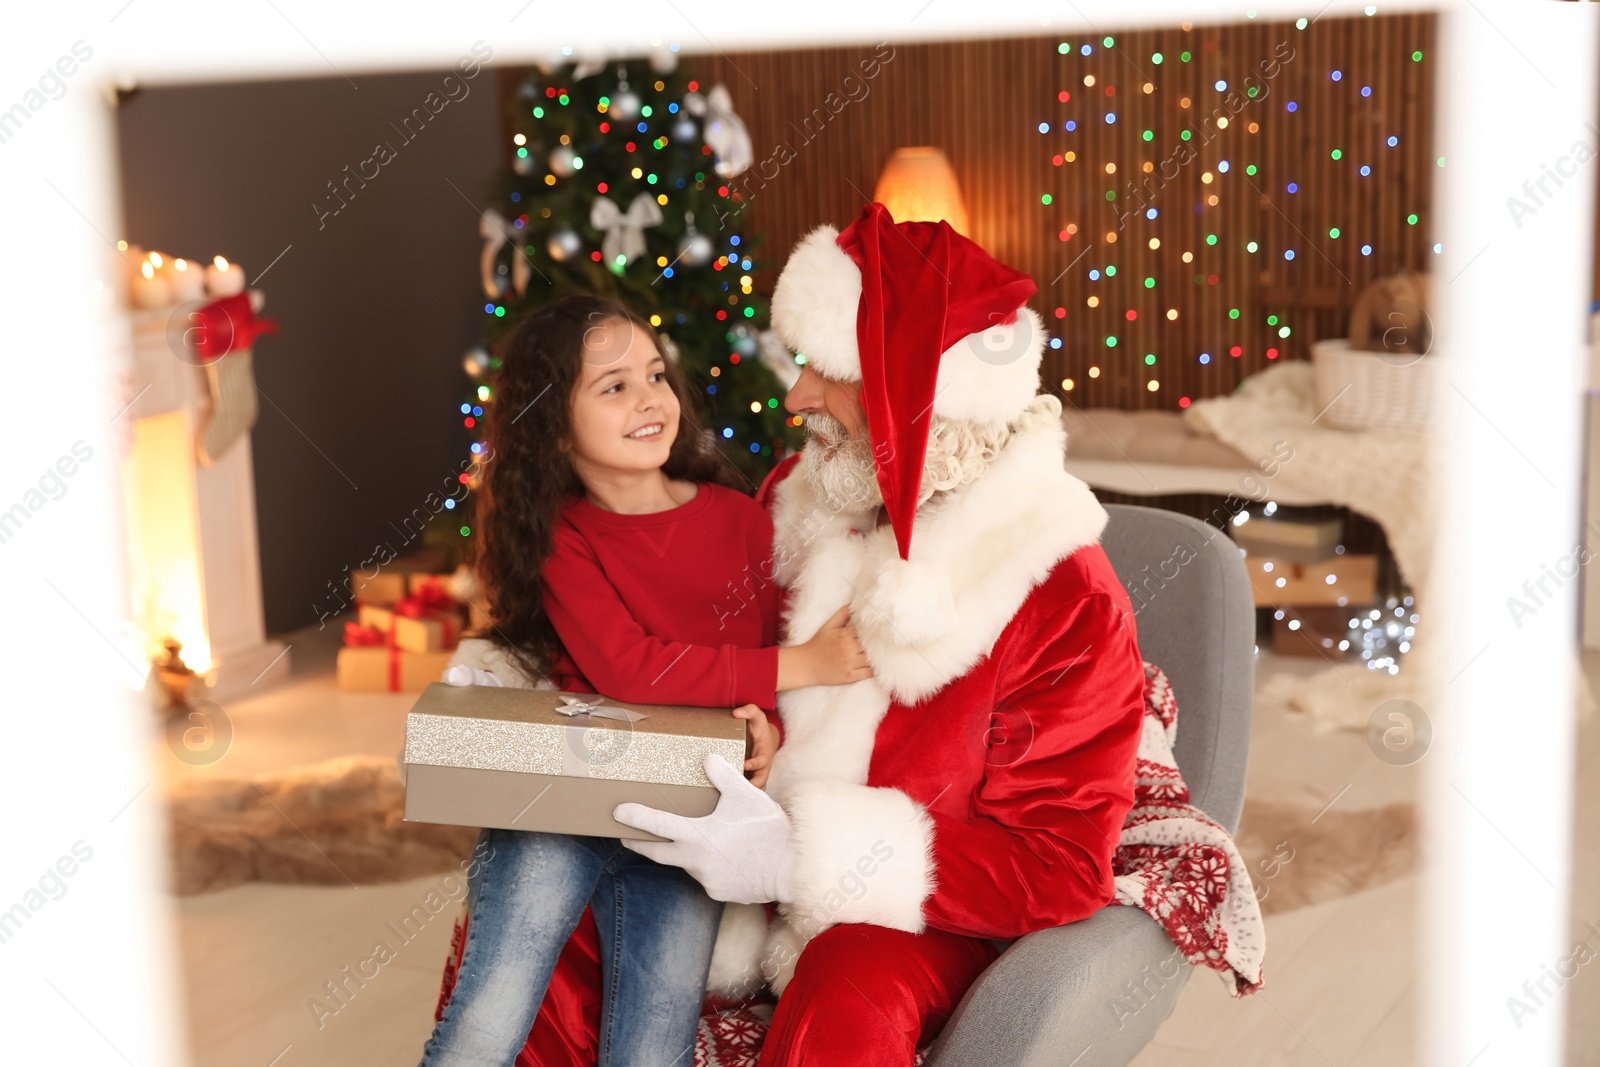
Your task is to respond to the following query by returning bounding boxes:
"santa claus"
[610,201,1149,1064]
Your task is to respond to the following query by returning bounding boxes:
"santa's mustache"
[802,413,853,449]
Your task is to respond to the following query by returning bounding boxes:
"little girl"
[418,292,871,1067]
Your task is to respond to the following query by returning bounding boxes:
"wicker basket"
[1310,338,1436,432]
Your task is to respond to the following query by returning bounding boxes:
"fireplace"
[121,265,289,702]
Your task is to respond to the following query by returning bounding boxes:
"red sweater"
[542,482,781,712]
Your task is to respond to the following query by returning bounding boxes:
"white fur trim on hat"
[769,224,862,384]
[770,224,1045,424]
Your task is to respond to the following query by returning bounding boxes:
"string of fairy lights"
[1043,16,1439,409]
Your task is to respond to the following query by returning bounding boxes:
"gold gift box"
[336,647,454,692]
[393,612,462,654]
[402,684,748,841]
[357,603,396,633]
[1244,552,1377,608]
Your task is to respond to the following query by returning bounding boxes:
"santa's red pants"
[509,913,999,1065]
[757,923,1001,1065]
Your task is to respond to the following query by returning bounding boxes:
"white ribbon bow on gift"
[589,193,663,268]
[556,694,649,723]
[478,208,532,299]
[684,84,753,178]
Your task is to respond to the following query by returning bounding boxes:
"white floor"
[159,624,1600,1066]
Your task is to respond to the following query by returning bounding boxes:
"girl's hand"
[806,605,875,686]
[733,703,778,788]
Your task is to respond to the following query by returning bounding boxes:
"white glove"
[444,664,503,687]
[614,754,794,905]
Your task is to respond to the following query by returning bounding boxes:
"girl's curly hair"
[474,292,743,683]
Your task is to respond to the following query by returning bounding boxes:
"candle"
[134,260,171,309]
[117,241,145,304]
[169,257,206,302]
[204,255,246,297]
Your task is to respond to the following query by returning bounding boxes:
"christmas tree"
[451,46,801,554]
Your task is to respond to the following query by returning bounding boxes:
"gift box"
[1271,605,1363,658]
[1231,515,1342,564]
[393,614,460,654]
[392,581,465,653]
[336,646,455,691]
[407,573,456,596]
[1244,552,1377,608]
[352,571,408,606]
[357,603,396,633]
[402,684,749,841]
[410,572,491,634]
[351,549,451,606]
[336,620,453,692]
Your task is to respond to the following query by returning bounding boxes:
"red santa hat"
[770,201,1043,560]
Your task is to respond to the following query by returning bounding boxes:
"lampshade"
[872,147,970,235]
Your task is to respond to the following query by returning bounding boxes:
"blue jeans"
[418,828,722,1067]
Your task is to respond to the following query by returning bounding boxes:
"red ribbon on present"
[189,292,279,362]
[396,582,460,648]
[342,622,404,690]
[343,621,389,648]
[398,580,459,617]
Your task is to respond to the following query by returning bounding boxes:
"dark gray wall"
[116,69,501,633]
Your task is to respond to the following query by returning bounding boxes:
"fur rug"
[166,755,478,895]
[1233,795,1417,914]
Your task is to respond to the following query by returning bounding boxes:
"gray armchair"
[925,504,1256,1067]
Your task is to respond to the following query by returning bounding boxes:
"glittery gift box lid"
[402,683,748,789]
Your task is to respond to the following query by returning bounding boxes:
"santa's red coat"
[458,412,1148,1063]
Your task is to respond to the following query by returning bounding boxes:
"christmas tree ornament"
[676,211,714,267]
[547,228,581,262]
[517,79,537,99]
[684,85,753,177]
[571,55,608,81]
[648,44,679,75]
[478,209,531,298]
[463,346,492,378]
[548,145,577,177]
[609,67,642,121]
[590,192,663,269]
[730,323,760,357]
[511,150,538,177]
[673,114,698,142]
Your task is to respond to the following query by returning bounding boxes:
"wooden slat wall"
[684,13,1437,409]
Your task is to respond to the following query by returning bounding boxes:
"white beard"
[796,397,1063,518]
[798,414,883,514]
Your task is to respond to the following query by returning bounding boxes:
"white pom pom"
[872,557,956,644]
